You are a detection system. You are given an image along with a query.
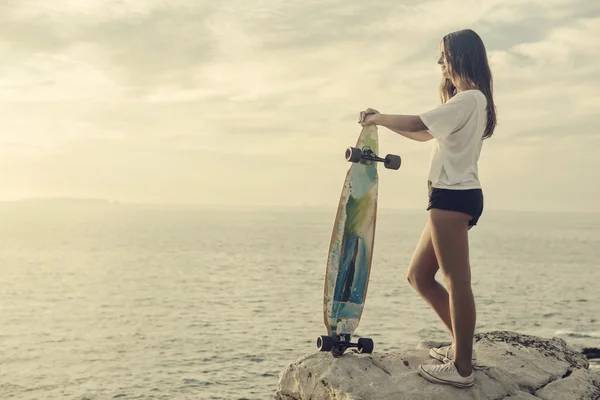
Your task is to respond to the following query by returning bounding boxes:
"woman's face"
[438,41,451,80]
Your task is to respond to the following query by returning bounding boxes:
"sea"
[1,201,599,399]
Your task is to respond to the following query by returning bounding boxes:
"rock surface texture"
[274,331,600,400]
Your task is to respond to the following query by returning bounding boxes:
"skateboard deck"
[316,125,400,356]
[320,125,380,356]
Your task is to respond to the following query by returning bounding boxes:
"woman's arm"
[374,114,434,142]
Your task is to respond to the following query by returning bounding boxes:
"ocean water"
[1,202,599,399]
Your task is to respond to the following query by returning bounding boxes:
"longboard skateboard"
[316,125,401,357]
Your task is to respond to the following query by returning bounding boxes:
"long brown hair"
[439,29,497,139]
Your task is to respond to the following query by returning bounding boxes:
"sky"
[0,0,599,211]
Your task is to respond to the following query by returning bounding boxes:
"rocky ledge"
[274,331,600,400]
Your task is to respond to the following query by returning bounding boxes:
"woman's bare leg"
[428,209,475,377]
[406,222,454,337]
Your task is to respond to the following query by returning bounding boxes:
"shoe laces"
[444,345,454,359]
[432,361,457,373]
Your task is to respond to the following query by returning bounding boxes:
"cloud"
[1,0,599,209]
[0,0,216,96]
[485,15,600,142]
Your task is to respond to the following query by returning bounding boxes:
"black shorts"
[427,181,484,226]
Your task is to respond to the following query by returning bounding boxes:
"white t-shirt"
[419,89,488,190]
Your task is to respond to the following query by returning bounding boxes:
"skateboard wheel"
[317,335,333,352]
[331,346,345,358]
[345,147,362,163]
[358,338,374,354]
[384,154,401,170]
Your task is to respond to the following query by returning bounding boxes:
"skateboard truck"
[345,146,401,170]
[316,334,374,358]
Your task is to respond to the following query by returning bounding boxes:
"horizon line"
[0,196,597,215]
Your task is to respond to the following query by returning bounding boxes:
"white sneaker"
[430,344,477,364]
[418,361,475,388]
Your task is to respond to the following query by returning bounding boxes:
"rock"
[580,348,600,373]
[582,348,600,360]
[536,369,600,400]
[274,331,600,400]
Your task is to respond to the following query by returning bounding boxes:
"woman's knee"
[406,223,440,291]
[407,265,437,292]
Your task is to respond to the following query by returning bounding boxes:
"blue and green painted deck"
[324,125,379,339]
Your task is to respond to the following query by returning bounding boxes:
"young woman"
[359,28,497,388]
